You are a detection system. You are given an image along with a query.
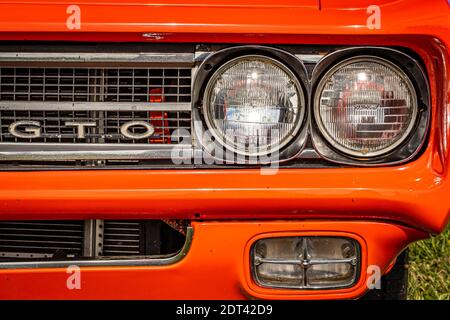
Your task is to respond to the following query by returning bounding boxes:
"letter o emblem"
[120,121,155,140]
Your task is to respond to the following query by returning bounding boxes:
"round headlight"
[203,55,305,156]
[314,57,418,157]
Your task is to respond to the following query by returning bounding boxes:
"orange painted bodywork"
[0,0,449,299]
[0,221,427,300]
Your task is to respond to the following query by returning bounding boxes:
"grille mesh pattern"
[0,67,191,103]
[0,66,192,145]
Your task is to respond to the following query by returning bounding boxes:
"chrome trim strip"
[194,51,213,62]
[195,51,325,65]
[0,102,191,112]
[297,148,321,159]
[83,220,95,257]
[0,52,195,65]
[0,226,193,269]
[255,257,357,265]
[0,143,192,161]
[295,54,325,64]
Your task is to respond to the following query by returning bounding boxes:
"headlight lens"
[203,56,305,156]
[314,57,418,157]
[252,237,359,289]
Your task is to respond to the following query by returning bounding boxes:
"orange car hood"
[0,0,446,35]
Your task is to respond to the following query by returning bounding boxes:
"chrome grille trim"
[0,52,194,161]
[0,52,195,66]
[0,101,191,111]
[0,143,192,161]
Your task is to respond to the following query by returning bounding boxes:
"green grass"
[408,224,450,300]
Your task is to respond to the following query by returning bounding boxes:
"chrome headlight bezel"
[202,55,306,157]
[193,46,310,163]
[313,56,419,158]
[310,47,430,165]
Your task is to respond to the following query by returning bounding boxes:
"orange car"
[0,0,448,300]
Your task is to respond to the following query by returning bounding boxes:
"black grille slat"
[102,221,142,256]
[0,220,84,257]
[0,220,187,261]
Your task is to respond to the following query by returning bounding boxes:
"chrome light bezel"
[192,45,310,165]
[250,236,361,290]
[202,55,306,157]
[310,47,430,165]
[313,56,419,158]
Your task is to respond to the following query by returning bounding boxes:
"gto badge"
[8,120,155,140]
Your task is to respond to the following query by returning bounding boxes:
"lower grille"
[102,220,184,256]
[0,221,84,259]
[103,220,142,256]
[0,220,187,262]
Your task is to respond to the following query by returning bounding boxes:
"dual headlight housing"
[198,47,429,165]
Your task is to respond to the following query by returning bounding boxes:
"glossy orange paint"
[0,155,448,234]
[0,0,446,36]
[0,33,449,234]
[0,221,427,300]
[0,0,449,299]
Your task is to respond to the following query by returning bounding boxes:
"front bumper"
[0,220,426,300]
[0,153,448,234]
